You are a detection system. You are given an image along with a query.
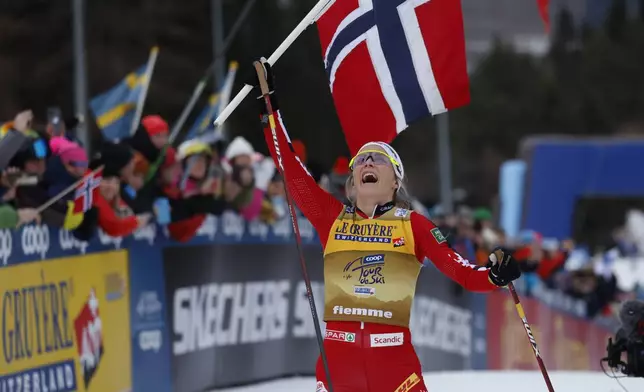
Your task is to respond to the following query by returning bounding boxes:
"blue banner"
[0,212,319,391]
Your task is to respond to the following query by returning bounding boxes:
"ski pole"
[253,60,334,392]
[507,282,556,392]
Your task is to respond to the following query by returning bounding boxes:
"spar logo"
[324,329,356,343]
[74,289,104,389]
[343,254,385,285]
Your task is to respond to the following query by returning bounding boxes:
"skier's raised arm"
[255,67,343,246]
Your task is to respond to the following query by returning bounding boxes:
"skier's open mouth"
[361,172,378,184]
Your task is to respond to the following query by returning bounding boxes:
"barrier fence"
[0,212,613,391]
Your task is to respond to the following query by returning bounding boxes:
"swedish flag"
[89,64,149,141]
[185,61,239,142]
[185,94,220,141]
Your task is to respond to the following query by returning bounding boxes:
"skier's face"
[350,145,398,201]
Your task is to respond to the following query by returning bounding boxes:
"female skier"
[252,61,521,392]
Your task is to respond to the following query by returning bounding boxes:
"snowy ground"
[217,370,644,391]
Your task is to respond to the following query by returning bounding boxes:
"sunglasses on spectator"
[349,150,400,170]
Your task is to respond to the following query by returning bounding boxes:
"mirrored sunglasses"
[349,150,400,170]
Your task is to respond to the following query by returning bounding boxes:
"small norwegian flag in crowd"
[74,168,102,214]
[315,0,470,154]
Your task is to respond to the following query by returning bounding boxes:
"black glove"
[249,58,280,115]
[486,247,521,287]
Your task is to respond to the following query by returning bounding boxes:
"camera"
[603,300,644,377]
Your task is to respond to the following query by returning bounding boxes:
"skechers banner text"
[323,208,421,327]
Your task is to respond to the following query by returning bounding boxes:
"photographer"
[605,300,644,377]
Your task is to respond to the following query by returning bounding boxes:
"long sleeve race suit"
[261,110,498,392]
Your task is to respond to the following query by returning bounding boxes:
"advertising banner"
[0,251,132,392]
[164,243,483,391]
[486,290,611,371]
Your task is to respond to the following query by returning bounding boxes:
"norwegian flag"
[315,0,470,154]
[74,169,102,214]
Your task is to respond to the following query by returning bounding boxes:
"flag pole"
[168,0,258,145]
[130,46,160,136]
[212,0,336,129]
[36,166,104,214]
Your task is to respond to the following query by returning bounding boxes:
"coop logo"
[74,289,104,389]
[343,254,385,284]
[332,305,393,319]
[59,229,88,254]
[21,224,50,259]
[334,222,395,243]
[98,229,122,249]
[139,330,162,352]
[0,229,12,265]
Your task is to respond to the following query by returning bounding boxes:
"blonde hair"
[344,176,412,210]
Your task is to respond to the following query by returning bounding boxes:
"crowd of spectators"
[429,205,644,321]
[1,108,637,323]
[0,109,305,243]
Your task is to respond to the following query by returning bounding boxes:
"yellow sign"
[0,251,132,392]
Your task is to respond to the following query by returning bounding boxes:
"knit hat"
[50,137,87,165]
[59,145,88,165]
[141,115,169,136]
[94,142,134,178]
[225,136,255,161]
[355,141,404,180]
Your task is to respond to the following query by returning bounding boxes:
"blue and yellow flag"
[185,94,220,141]
[186,61,239,142]
[89,63,150,141]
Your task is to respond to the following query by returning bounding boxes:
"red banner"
[487,290,611,370]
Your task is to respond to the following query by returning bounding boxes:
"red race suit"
[262,111,498,392]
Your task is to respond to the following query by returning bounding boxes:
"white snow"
[217,371,644,392]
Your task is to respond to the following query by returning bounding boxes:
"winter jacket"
[94,192,138,237]
[0,204,18,229]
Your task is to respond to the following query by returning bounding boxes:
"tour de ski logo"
[74,288,104,388]
[343,254,385,289]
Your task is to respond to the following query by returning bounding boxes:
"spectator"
[260,172,287,223]
[165,140,227,242]
[223,136,274,221]
[125,114,169,164]
[85,141,151,238]
[8,131,82,228]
